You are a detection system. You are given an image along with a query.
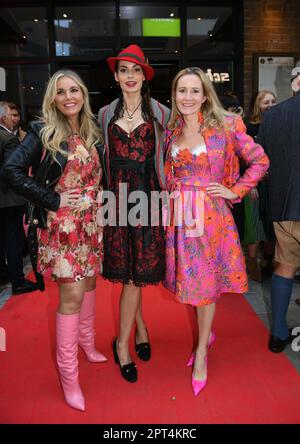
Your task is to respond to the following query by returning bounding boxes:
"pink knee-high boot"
[78,289,107,363]
[56,312,85,411]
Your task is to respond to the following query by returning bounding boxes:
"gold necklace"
[124,101,141,122]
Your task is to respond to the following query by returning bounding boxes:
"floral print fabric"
[163,146,248,306]
[102,122,165,286]
[38,135,103,282]
[163,116,269,305]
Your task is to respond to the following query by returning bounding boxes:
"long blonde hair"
[250,90,276,124]
[168,67,231,131]
[40,70,102,159]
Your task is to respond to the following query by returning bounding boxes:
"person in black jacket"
[245,90,277,282]
[0,101,37,293]
[8,102,27,142]
[1,70,107,411]
[257,66,300,353]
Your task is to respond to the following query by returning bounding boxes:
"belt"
[110,156,155,247]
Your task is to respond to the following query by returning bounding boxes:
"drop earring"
[198,111,204,125]
[197,111,204,133]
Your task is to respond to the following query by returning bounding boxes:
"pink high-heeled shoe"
[191,356,208,396]
[186,331,216,367]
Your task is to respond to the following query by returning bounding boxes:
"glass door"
[147,61,179,107]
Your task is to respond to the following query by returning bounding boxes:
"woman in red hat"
[98,45,170,382]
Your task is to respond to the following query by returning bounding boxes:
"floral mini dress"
[38,135,103,282]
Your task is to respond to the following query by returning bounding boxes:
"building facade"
[0,0,299,123]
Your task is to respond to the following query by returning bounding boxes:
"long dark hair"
[110,63,154,124]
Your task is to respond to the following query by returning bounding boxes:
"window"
[0,64,51,123]
[255,54,295,102]
[149,62,179,106]
[55,5,115,57]
[0,7,49,57]
[120,2,180,54]
[187,6,234,55]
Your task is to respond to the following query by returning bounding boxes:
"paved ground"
[246,276,300,371]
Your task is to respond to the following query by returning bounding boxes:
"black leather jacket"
[0,121,107,225]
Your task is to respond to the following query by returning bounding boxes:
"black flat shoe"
[12,279,38,295]
[112,338,137,383]
[268,332,293,353]
[135,330,151,361]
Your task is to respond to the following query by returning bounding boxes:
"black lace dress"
[102,121,165,286]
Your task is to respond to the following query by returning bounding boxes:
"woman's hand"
[206,182,238,200]
[59,190,82,208]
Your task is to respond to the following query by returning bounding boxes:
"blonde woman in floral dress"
[1,70,107,411]
[163,67,269,396]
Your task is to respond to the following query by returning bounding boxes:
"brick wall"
[244,0,300,109]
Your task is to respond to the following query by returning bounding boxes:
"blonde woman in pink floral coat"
[1,70,108,411]
[163,67,269,396]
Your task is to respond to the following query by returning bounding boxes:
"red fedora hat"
[107,44,154,81]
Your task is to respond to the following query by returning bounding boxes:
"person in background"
[219,91,244,117]
[0,101,37,294]
[246,90,277,139]
[1,70,107,411]
[7,102,27,142]
[163,67,269,396]
[98,45,170,383]
[257,67,300,352]
[244,90,277,281]
[8,102,29,257]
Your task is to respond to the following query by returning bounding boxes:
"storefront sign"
[205,68,230,83]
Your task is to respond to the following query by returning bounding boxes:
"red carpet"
[0,274,299,424]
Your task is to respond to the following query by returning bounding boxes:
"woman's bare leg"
[193,302,216,380]
[135,289,149,343]
[117,283,140,365]
[58,279,86,314]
